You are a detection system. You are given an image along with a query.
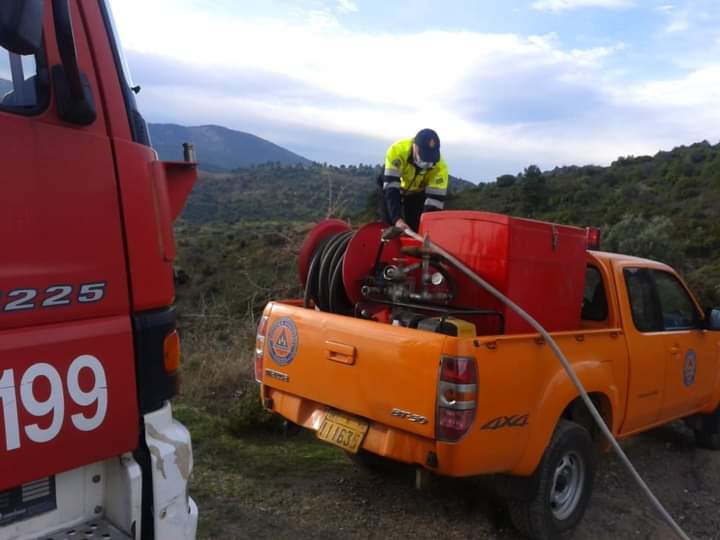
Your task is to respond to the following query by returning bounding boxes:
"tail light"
[163,330,181,373]
[133,308,180,414]
[255,315,269,382]
[586,227,601,250]
[436,356,477,442]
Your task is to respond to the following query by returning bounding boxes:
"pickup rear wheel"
[694,409,720,450]
[508,420,595,540]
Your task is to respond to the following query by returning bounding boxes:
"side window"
[652,270,700,330]
[0,47,45,113]
[624,268,662,332]
[582,266,608,321]
[99,0,151,146]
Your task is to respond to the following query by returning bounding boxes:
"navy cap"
[414,128,441,163]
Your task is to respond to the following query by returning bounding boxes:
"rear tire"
[694,409,720,450]
[507,420,595,540]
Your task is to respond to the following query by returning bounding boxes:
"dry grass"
[172,221,309,419]
[178,296,258,404]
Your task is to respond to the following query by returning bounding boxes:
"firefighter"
[379,128,449,231]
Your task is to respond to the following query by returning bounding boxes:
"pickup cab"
[256,214,720,540]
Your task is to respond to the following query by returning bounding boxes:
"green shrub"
[227,390,284,435]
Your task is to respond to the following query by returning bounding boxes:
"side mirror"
[0,0,44,55]
[705,308,720,331]
[51,0,96,125]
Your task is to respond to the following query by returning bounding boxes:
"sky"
[108,0,720,182]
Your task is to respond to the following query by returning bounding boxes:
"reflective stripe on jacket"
[382,138,448,210]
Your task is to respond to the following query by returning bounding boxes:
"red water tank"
[419,211,587,334]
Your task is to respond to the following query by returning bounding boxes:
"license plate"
[316,410,369,453]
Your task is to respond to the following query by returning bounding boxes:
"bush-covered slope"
[448,141,720,305]
[175,140,720,306]
[182,163,475,223]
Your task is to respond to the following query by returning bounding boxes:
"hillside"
[175,140,720,308]
[149,123,312,171]
[447,141,720,305]
[181,163,475,223]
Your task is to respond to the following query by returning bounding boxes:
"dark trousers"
[402,193,425,231]
[377,178,425,231]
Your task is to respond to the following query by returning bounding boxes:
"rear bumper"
[265,386,438,469]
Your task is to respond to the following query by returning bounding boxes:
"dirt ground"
[179,405,720,540]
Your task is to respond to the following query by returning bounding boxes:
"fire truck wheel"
[507,419,596,540]
[694,409,720,450]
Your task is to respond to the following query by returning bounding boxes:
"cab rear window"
[582,265,608,321]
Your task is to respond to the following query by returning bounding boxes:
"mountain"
[0,79,11,96]
[149,123,312,171]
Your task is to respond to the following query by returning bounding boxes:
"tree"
[496,174,516,188]
[603,214,683,269]
[518,164,547,215]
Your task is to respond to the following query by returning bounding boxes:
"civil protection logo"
[268,317,299,366]
[683,349,697,387]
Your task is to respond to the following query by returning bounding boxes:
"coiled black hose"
[304,231,353,314]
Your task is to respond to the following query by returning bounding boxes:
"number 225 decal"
[0,282,106,313]
[0,356,108,451]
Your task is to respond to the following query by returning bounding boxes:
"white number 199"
[0,355,108,451]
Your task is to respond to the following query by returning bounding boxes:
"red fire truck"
[0,1,197,538]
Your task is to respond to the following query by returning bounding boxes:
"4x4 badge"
[481,414,529,430]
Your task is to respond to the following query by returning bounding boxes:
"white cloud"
[531,0,634,12]
[107,0,720,179]
[110,3,616,116]
[307,10,339,30]
[664,8,690,33]
[658,2,718,36]
[570,43,625,66]
[619,66,720,109]
[336,0,358,13]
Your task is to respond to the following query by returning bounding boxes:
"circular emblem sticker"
[268,317,299,366]
[683,350,697,387]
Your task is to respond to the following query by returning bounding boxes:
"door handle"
[670,345,681,359]
[325,340,356,365]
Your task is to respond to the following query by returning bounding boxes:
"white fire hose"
[402,228,690,540]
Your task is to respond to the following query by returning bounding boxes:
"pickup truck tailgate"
[260,302,446,439]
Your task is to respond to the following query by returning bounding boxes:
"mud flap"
[144,403,198,540]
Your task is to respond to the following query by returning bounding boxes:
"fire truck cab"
[0,1,197,539]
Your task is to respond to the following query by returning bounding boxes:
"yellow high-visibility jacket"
[382,137,448,223]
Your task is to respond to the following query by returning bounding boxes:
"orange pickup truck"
[255,212,720,540]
